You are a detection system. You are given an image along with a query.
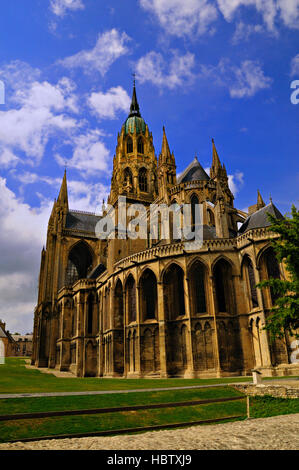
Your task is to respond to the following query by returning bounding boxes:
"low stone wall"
[233,383,299,399]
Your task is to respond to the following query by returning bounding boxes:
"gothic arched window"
[246,257,258,308]
[127,137,133,154]
[265,248,281,305]
[65,242,93,286]
[137,137,144,154]
[124,168,133,187]
[126,275,136,323]
[139,168,148,192]
[213,259,234,313]
[189,261,206,314]
[191,194,199,228]
[163,264,185,319]
[140,269,157,320]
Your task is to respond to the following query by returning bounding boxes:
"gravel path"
[1,414,298,450]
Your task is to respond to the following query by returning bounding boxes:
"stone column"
[208,275,221,376]
[184,275,195,375]
[157,281,168,377]
[253,263,272,368]
[135,284,141,375]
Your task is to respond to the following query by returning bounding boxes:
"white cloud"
[228,171,244,194]
[0,177,52,333]
[140,0,218,37]
[232,21,264,43]
[136,51,196,89]
[0,73,79,167]
[140,0,299,37]
[59,29,131,75]
[0,174,109,333]
[55,129,111,175]
[203,59,272,98]
[228,60,272,98]
[291,54,299,76]
[276,0,299,29]
[88,86,131,119]
[0,149,19,169]
[50,0,85,17]
[0,60,41,92]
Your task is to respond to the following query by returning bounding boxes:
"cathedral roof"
[238,202,283,234]
[177,157,210,184]
[66,211,102,234]
[87,263,106,279]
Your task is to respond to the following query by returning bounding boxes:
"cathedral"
[31,84,298,378]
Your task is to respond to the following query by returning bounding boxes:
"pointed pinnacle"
[212,138,221,169]
[257,189,265,208]
[161,126,171,158]
[57,170,68,207]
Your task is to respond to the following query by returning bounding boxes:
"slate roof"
[87,263,106,280]
[238,202,283,234]
[177,157,210,184]
[65,211,102,234]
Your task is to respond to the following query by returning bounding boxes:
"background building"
[31,85,298,378]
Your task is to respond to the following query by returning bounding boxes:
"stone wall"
[233,383,299,399]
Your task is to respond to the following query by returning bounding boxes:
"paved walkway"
[0,377,298,399]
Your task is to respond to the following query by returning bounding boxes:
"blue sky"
[0,0,298,333]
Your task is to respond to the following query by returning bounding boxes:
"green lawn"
[249,395,299,418]
[0,400,246,443]
[0,386,243,415]
[0,358,253,394]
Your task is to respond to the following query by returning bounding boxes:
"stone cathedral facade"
[31,85,298,378]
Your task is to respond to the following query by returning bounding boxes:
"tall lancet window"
[137,137,144,154]
[139,168,148,192]
[127,137,133,154]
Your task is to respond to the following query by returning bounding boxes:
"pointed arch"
[126,136,133,153]
[124,167,133,187]
[139,167,148,192]
[139,269,157,321]
[242,255,258,309]
[114,279,124,328]
[65,241,93,286]
[190,194,199,228]
[258,246,281,306]
[137,136,144,154]
[213,258,235,314]
[126,275,136,323]
[188,259,207,314]
[163,263,185,320]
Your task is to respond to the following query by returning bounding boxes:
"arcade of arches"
[34,244,296,378]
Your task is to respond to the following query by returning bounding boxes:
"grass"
[0,400,246,443]
[0,358,253,394]
[0,359,298,443]
[250,395,299,419]
[0,386,243,415]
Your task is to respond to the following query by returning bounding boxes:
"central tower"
[108,83,158,206]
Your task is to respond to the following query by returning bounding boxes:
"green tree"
[257,204,299,340]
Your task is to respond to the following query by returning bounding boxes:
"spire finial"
[128,75,141,118]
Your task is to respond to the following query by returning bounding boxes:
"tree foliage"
[257,204,299,340]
